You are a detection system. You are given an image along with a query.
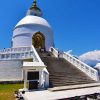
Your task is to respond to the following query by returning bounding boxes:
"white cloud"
[65,50,72,54]
[79,50,100,67]
[95,63,100,70]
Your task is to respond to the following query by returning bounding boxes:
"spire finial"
[30,0,37,9]
[33,0,37,7]
[28,0,42,17]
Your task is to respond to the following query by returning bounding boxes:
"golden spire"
[30,0,37,9]
[28,0,42,17]
[33,0,37,7]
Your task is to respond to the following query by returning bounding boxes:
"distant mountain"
[79,50,100,67]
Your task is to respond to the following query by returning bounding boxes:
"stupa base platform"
[19,83,100,100]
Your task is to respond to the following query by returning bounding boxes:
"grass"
[0,83,23,100]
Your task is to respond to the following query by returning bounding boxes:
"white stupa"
[0,0,54,81]
[0,1,100,99]
[12,1,54,51]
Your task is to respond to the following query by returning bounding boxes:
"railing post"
[50,47,58,58]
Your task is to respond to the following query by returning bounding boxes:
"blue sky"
[0,0,100,56]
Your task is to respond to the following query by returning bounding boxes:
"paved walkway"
[21,86,100,100]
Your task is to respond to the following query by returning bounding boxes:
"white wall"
[13,24,54,51]
[0,60,23,81]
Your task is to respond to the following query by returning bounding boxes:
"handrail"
[0,46,39,62]
[0,46,32,54]
[49,47,58,57]
[50,47,99,81]
[62,52,99,81]
[31,46,43,63]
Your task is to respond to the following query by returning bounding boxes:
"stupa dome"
[15,15,51,29]
[12,15,54,50]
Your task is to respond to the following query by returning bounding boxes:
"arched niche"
[32,32,45,49]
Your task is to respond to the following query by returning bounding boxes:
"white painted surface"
[43,68,49,88]
[50,47,58,58]
[31,46,43,62]
[0,60,22,81]
[0,46,46,82]
[0,46,39,62]
[49,83,100,91]
[15,16,51,28]
[22,86,100,100]
[23,62,45,69]
[13,15,54,51]
[62,52,99,81]
[50,47,98,81]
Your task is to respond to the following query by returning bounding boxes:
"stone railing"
[50,47,99,81]
[0,46,32,54]
[31,46,43,62]
[62,52,99,81]
[50,47,58,57]
[0,46,38,62]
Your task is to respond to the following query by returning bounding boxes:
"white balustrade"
[62,52,99,81]
[0,46,39,62]
[0,46,32,54]
[50,47,58,57]
[50,47,99,81]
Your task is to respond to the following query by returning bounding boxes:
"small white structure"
[22,46,49,90]
[23,62,46,90]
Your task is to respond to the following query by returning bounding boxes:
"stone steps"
[49,77,93,82]
[50,74,91,80]
[53,81,93,86]
[49,80,93,85]
[37,50,96,88]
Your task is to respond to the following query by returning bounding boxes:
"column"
[24,70,28,91]
[39,70,44,88]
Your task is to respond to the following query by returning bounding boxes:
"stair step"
[50,75,91,80]
[49,79,94,84]
[37,51,96,88]
[50,78,94,82]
